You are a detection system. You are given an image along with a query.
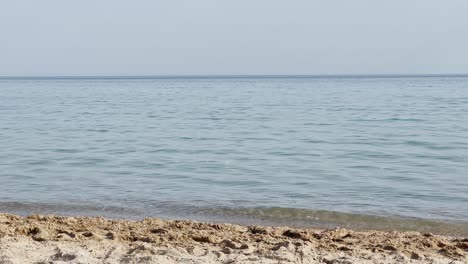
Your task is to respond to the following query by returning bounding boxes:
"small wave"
[350,118,424,122]
[404,141,466,152]
[405,140,430,146]
[85,129,109,133]
[190,207,468,236]
[4,201,466,236]
[303,122,334,126]
[0,201,143,219]
[52,148,81,154]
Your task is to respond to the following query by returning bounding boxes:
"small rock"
[239,244,249,250]
[282,229,303,239]
[341,233,352,239]
[337,246,353,251]
[82,231,93,237]
[437,241,447,247]
[410,252,422,260]
[455,242,468,250]
[383,245,398,251]
[57,229,76,238]
[220,239,240,249]
[248,226,267,235]
[211,224,222,230]
[312,232,322,240]
[28,227,49,241]
[222,247,233,254]
[321,257,353,264]
[28,227,42,235]
[106,232,115,240]
[51,250,77,261]
[272,241,292,251]
[294,241,303,247]
[150,228,168,234]
[192,235,218,243]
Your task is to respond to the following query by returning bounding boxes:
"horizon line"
[1,74,468,80]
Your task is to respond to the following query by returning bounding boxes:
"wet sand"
[0,213,467,263]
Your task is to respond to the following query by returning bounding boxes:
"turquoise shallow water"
[0,76,467,233]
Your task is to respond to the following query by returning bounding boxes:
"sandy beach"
[0,213,466,263]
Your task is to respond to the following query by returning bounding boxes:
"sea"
[1,76,467,235]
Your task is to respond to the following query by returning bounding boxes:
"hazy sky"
[1,0,468,76]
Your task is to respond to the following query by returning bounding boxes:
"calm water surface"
[1,77,467,233]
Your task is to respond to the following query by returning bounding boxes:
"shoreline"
[3,202,468,237]
[0,213,466,263]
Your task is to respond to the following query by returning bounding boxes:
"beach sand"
[0,213,466,264]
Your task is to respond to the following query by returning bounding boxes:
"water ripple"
[1,77,468,225]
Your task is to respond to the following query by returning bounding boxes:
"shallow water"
[1,76,467,232]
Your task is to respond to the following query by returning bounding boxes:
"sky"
[1,0,468,76]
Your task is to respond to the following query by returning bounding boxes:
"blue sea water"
[1,76,467,233]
